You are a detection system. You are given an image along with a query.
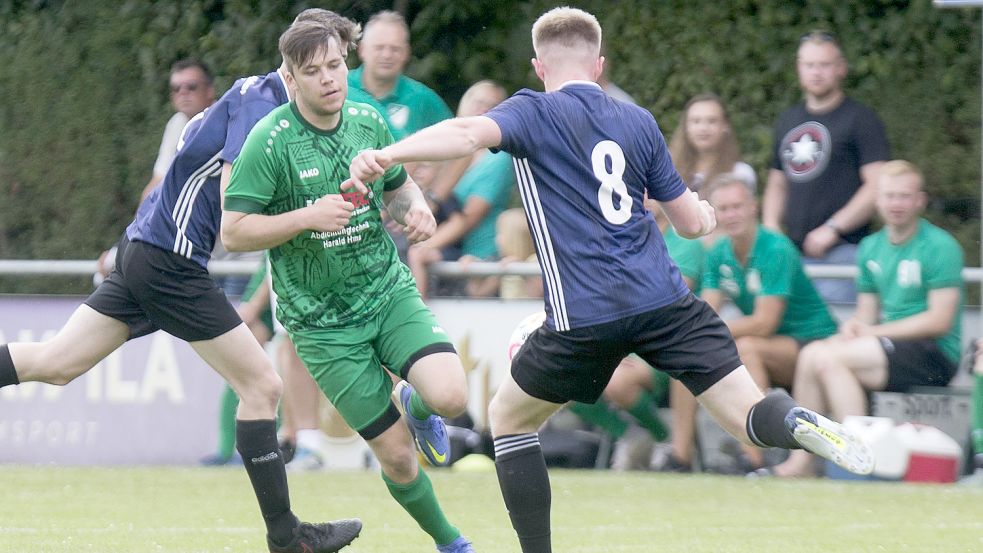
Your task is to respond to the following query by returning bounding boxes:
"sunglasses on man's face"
[800,30,837,44]
[170,81,202,94]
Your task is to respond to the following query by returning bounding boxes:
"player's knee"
[428,384,469,418]
[734,335,761,357]
[238,370,282,411]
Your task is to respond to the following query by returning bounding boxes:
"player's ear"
[531,58,545,81]
[595,55,605,81]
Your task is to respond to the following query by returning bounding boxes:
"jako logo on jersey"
[431,325,445,334]
[342,191,370,209]
[299,167,320,179]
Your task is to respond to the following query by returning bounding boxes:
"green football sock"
[217,384,239,460]
[649,369,670,405]
[972,374,983,456]
[409,390,436,420]
[383,470,460,545]
[568,400,627,439]
[627,395,669,441]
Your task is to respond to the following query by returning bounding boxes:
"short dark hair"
[170,58,213,85]
[279,12,361,72]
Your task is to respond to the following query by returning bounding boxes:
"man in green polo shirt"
[348,10,452,139]
[702,174,838,471]
[769,160,963,478]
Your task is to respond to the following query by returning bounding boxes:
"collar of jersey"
[350,65,407,105]
[290,101,344,136]
[557,80,602,91]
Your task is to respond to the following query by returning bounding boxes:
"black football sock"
[0,345,19,388]
[236,419,298,545]
[746,389,800,449]
[494,433,552,553]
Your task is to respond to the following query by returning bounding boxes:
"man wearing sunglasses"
[762,31,890,305]
[142,58,217,200]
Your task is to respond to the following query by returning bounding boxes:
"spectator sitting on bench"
[700,174,838,472]
[767,160,963,478]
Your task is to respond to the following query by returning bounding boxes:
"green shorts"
[289,282,456,439]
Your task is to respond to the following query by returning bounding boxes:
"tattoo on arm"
[385,180,426,225]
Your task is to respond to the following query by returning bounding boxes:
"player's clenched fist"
[347,149,392,194]
[401,204,436,244]
[307,194,355,232]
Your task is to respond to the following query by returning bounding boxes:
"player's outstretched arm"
[348,116,502,191]
[661,190,716,239]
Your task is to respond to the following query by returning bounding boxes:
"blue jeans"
[802,242,858,306]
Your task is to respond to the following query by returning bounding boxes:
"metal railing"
[2,259,983,283]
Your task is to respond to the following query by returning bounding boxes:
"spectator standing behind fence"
[347,10,452,140]
[668,93,756,199]
[700,174,837,472]
[141,58,216,201]
[762,31,890,304]
[765,160,962,478]
[407,80,514,299]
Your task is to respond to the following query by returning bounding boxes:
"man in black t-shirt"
[762,31,890,304]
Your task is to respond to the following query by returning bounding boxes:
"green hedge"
[1,1,979,294]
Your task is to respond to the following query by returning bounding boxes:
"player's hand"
[838,318,871,339]
[402,204,436,244]
[696,193,716,236]
[307,194,355,232]
[803,225,839,258]
[346,149,392,196]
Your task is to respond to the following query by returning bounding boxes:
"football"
[506,310,546,361]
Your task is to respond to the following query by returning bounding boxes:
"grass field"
[2,465,981,552]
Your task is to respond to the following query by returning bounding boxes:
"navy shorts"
[879,337,958,391]
[85,236,242,342]
[511,294,742,404]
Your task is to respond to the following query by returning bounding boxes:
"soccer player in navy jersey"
[349,7,874,552]
[0,10,361,553]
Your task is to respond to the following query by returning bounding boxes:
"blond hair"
[364,10,410,43]
[531,7,601,57]
[879,159,923,186]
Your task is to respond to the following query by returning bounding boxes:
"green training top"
[347,66,453,140]
[663,226,705,294]
[857,218,964,363]
[225,100,411,331]
[703,225,837,340]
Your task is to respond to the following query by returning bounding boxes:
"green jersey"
[663,226,704,294]
[225,100,411,331]
[347,66,452,140]
[704,225,837,340]
[857,218,964,363]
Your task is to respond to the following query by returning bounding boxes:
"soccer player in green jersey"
[221,18,475,553]
[770,160,963,478]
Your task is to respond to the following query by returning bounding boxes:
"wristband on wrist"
[823,219,843,236]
